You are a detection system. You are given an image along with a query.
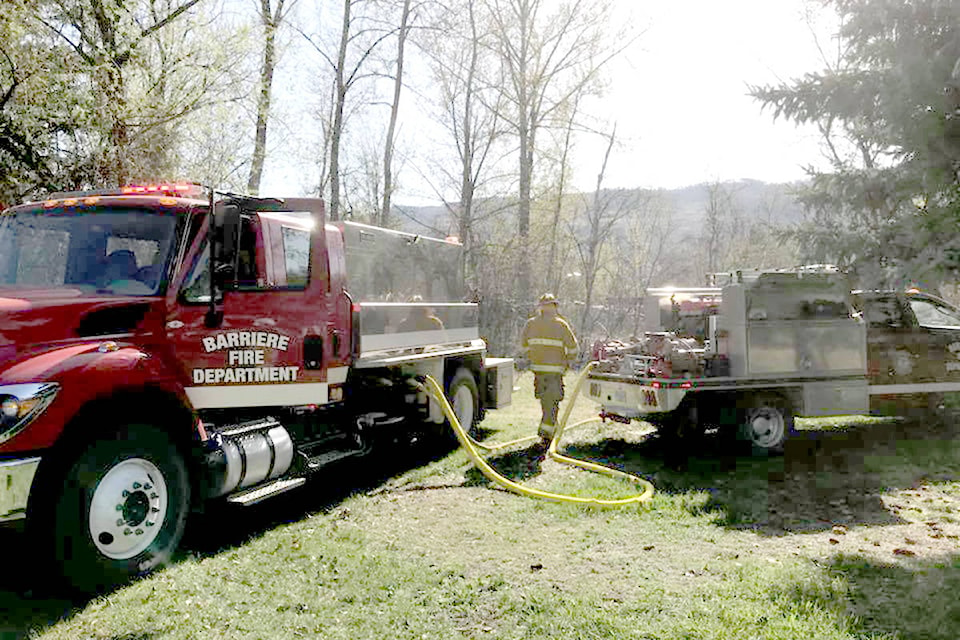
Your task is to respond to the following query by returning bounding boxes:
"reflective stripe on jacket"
[521,313,578,372]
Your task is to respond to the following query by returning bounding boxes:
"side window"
[862,297,905,327]
[181,220,258,300]
[910,298,960,327]
[236,215,261,288]
[181,241,213,303]
[180,215,314,299]
[281,225,310,288]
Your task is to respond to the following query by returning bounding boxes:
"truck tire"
[738,394,794,456]
[51,423,190,593]
[447,367,480,439]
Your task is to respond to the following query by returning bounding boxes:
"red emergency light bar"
[121,183,203,197]
[42,182,206,201]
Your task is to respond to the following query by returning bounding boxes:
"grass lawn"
[4,370,960,639]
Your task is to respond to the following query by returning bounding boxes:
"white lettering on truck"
[195,331,298,385]
[202,331,290,353]
[192,367,300,384]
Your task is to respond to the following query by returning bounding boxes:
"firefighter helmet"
[537,293,559,307]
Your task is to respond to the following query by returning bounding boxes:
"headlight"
[0,383,60,444]
[0,398,18,419]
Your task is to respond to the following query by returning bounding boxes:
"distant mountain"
[389,179,807,237]
[663,179,806,228]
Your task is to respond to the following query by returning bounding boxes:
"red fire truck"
[0,184,512,592]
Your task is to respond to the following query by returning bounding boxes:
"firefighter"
[521,293,579,447]
[398,295,444,332]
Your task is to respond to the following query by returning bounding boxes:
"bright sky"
[574,0,836,192]
[260,0,838,202]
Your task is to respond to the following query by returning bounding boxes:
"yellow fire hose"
[419,362,655,507]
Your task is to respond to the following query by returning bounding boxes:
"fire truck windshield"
[0,207,180,295]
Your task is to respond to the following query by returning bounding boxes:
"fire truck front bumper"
[0,456,40,522]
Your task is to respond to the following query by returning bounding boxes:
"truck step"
[226,477,307,506]
[306,448,366,470]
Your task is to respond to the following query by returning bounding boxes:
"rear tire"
[51,423,190,594]
[447,368,480,440]
[738,393,794,456]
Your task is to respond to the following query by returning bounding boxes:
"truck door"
[165,198,345,410]
[860,293,925,385]
[903,293,960,383]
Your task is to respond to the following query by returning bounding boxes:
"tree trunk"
[329,0,352,221]
[514,0,531,306]
[105,66,129,186]
[380,0,411,227]
[578,125,616,343]
[248,0,284,195]
[548,105,577,294]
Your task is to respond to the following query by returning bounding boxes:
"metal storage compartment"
[718,272,866,379]
[483,357,514,408]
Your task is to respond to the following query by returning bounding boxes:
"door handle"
[304,335,323,370]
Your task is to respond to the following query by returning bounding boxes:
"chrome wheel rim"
[749,409,785,448]
[89,458,168,559]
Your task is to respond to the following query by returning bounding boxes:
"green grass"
[10,370,960,639]
[30,504,875,640]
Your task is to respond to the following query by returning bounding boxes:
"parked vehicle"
[587,268,958,455]
[0,183,512,592]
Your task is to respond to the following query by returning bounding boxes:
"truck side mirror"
[212,203,241,290]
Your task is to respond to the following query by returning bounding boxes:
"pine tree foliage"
[751,0,960,290]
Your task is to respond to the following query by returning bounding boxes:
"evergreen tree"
[751,0,960,290]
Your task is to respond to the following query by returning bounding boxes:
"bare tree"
[544,93,580,296]
[378,0,413,226]
[248,0,299,194]
[699,181,740,280]
[616,194,675,336]
[301,0,394,220]
[567,125,636,344]
[417,0,508,283]
[143,1,257,188]
[487,0,621,305]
